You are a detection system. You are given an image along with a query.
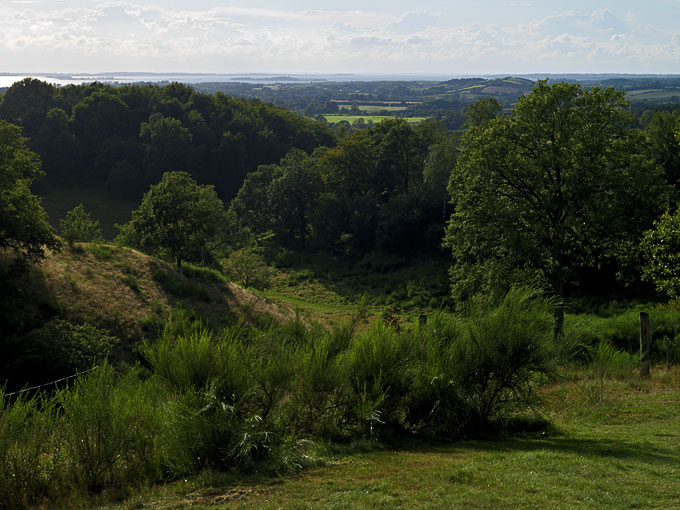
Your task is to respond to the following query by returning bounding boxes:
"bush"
[222,247,274,290]
[59,204,102,248]
[9,319,118,387]
[0,390,59,510]
[339,322,417,433]
[142,313,261,470]
[589,340,639,379]
[403,287,557,437]
[56,365,163,492]
[180,262,228,284]
[87,243,115,260]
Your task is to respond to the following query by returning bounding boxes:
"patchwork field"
[338,105,408,112]
[322,114,427,124]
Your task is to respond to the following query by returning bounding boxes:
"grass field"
[94,367,680,509]
[626,89,680,101]
[323,114,426,124]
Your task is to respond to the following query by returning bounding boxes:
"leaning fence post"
[639,312,650,378]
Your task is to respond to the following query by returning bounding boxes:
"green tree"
[445,81,667,336]
[268,149,322,247]
[139,113,194,185]
[0,78,57,139]
[641,206,680,299]
[464,97,502,129]
[116,171,230,268]
[644,110,680,188]
[0,121,58,268]
[60,204,103,248]
[423,133,460,227]
[230,164,276,235]
[33,108,81,180]
[222,246,274,290]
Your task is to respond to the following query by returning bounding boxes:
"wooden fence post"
[639,312,650,378]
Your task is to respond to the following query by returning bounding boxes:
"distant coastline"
[2,72,680,89]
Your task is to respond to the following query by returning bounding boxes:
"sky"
[1,0,679,75]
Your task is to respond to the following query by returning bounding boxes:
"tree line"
[0,78,333,201]
[2,79,680,313]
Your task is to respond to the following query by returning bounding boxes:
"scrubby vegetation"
[0,288,562,507]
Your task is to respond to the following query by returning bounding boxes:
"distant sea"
[2,72,679,88]
[0,72,472,88]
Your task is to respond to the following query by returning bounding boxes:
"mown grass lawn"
[97,368,680,510]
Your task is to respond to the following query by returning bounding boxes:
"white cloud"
[0,3,677,73]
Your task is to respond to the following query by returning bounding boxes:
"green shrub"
[453,288,557,417]
[87,243,115,260]
[59,204,102,248]
[15,319,118,386]
[142,315,263,470]
[589,340,639,379]
[222,247,274,290]
[405,287,557,437]
[56,365,163,492]
[0,390,59,510]
[180,262,228,284]
[339,322,417,432]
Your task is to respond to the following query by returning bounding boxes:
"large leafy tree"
[644,110,680,188]
[641,129,680,298]
[641,206,680,299]
[444,81,667,334]
[268,148,322,247]
[116,171,230,267]
[0,121,58,268]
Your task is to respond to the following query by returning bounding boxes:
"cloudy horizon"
[2,1,679,75]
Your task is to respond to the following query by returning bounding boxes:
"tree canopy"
[116,171,231,267]
[641,206,680,299]
[0,79,334,201]
[444,81,668,326]
[0,120,58,267]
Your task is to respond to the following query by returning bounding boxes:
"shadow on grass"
[270,249,452,309]
[408,435,678,467]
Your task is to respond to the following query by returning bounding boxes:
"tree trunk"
[553,303,564,342]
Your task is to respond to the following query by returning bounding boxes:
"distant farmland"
[338,105,408,112]
[323,114,426,124]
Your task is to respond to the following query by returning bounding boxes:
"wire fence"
[3,366,100,398]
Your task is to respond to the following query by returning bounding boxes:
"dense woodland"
[1,76,680,508]
[0,78,334,201]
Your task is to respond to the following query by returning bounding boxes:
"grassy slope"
[27,242,290,346]
[98,368,680,509]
